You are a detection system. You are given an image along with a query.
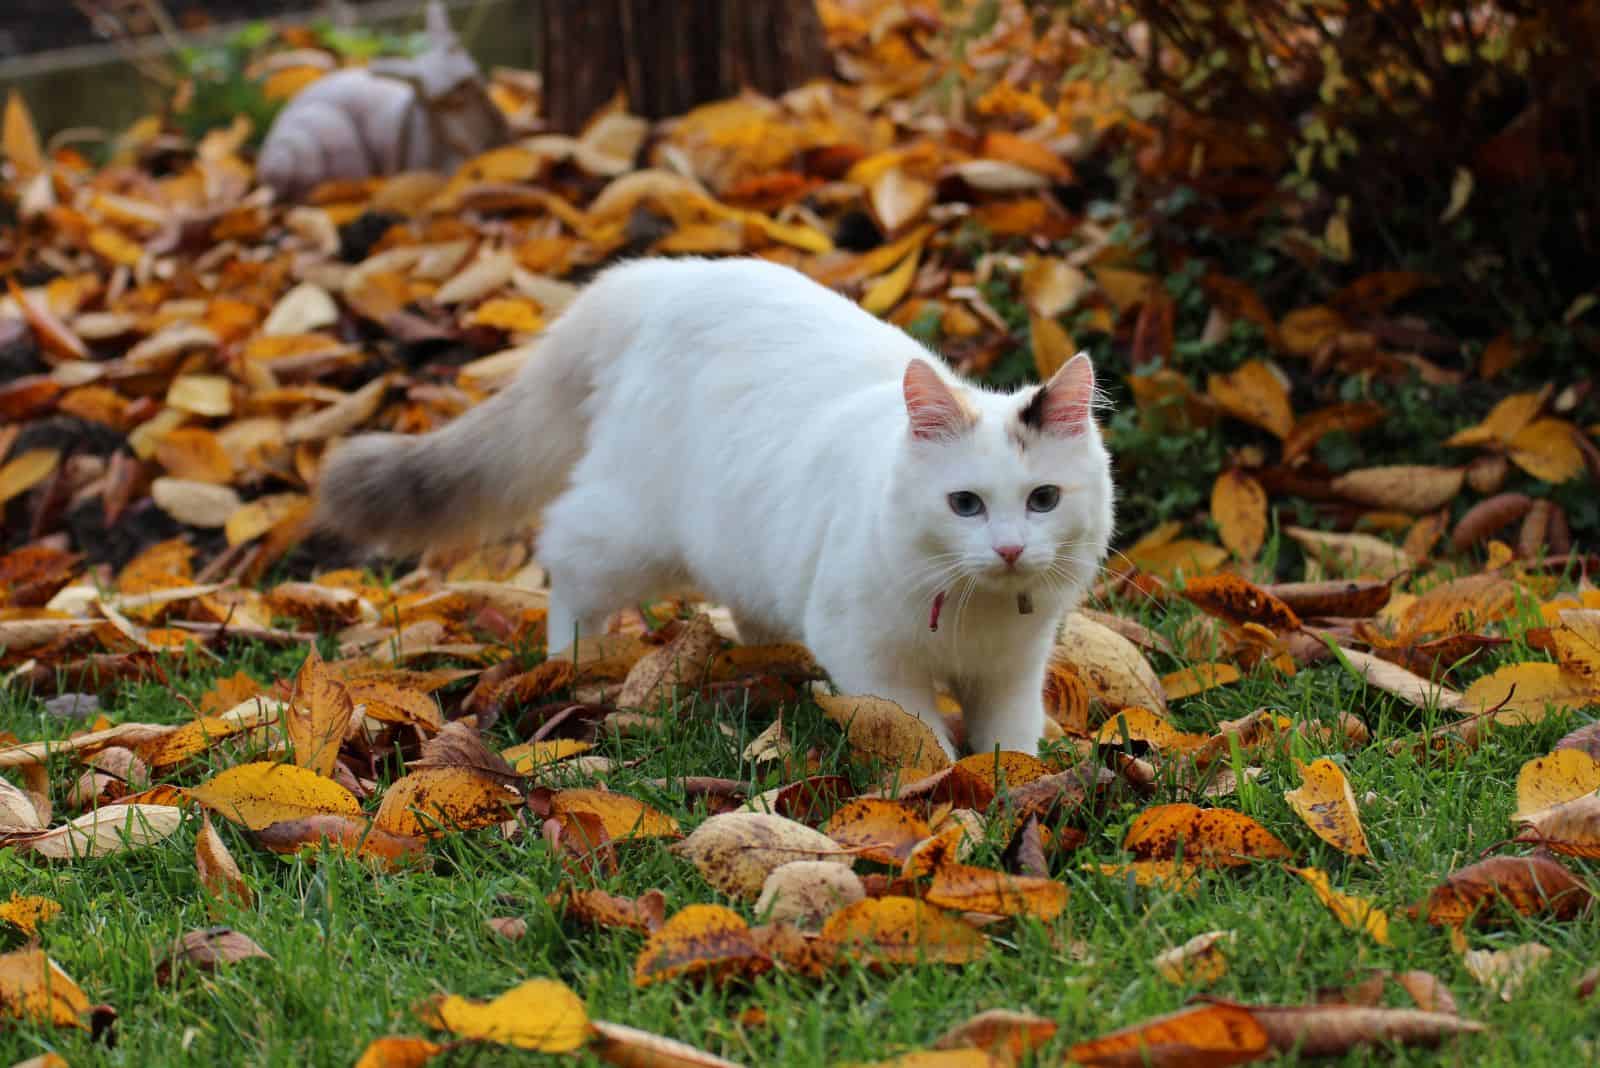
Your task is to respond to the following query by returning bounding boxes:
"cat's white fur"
[316,258,1115,756]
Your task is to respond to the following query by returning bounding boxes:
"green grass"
[3,576,1598,1067]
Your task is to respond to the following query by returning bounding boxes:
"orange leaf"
[825,799,931,866]
[374,767,520,838]
[1410,854,1592,926]
[1123,803,1293,867]
[1161,663,1242,701]
[816,897,986,969]
[1283,759,1370,857]
[1183,574,1301,630]
[1066,1001,1268,1067]
[1206,360,1293,439]
[633,904,769,987]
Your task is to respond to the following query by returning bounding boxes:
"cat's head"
[893,353,1114,601]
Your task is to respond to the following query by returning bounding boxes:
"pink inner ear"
[1041,353,1095,434]
[903,359,970,441]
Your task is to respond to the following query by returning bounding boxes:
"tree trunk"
[540,0,831,132]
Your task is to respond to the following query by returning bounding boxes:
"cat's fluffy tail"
[314,321,592,557]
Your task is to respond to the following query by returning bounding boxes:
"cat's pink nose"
[994,544,1023,567]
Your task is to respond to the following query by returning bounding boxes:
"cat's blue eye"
[1027,485,1061,513]
[948,491,985,517]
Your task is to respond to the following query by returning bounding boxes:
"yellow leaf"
[195,813,253,909]
[3,91,45,177]
[1029,312,1075,381]
[87,227,144,267]
[1461,662,1596,726]
[633,903,768,987]
[0,894,61,936]
[225,493,310,547]
[814,691,952,777]
[861,246,921,316]
[1284,759,1370,857]
[1091,266,1156,313]
[418,978,588,1051]
[1123,803,1293,867]
[0,448,60,506]
[1207,360,1293,438]
[286,646,354,779]
[375,767,521,838]
[1507,419,1585,483]
[189,761,362,830]
[1096,707,1209,753]
[551,787,680,841]
[1514,749,1600,820]
[1290,866,1390,944]
[1211,469,1268,560]
[466,297,545,333]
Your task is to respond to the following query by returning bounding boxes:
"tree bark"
[540,0,831,133]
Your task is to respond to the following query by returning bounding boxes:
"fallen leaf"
[1153,930,1233,986]
[374,767,521,838]
[756,860,867,928]
[814,691,953,776]
[591,1019,746,1068]
[931,1008,1057,1061]
[1123,803,1293,867]
[1515,793,1600,858]
[1161,663,1243,701]
[0,947,90,1029]
[1053,613,1168,715]
[550,788,680,841]
[0,894,60,936]
[1331,465,1465,514]
[353,1036,445,1068]
[1411,854,1592,926]
[1290,866,1390,944]
[633,904,770,987]
[825,799,931,866]
[923,862,1068,921]
[195,812,253,908]
[285,646,354,778]
[1224,999,1485,1057]
[417,977,588,1051]
[1207,360,1293,438]
[154,926,271,984]
[673,811,843,898]
[552,887,668,934]
[1463,942,1551,1001]
[1210,470,1268,560]
[1183,574,1302,630]
[1066,1001,1268,1067]
[1284,759,1370,856]
[189,761,362,830]
[816,897,987,969]
[13,803,184,860]
[1514,748,1600,819]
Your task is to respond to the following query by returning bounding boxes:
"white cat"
[316,258,1115,756]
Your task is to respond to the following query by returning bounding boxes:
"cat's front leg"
[957,655,1052,757]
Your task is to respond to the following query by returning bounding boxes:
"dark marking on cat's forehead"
[1009,386,1048,450]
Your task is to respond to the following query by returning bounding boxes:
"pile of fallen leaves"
[2,0,1599,1064]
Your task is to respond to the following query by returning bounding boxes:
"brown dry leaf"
[1515,793,1600,858]
[1290,866,1390,945]
[755,861,866,928]
[931,1008,1057,1061]
[374,767,521,838]
[1090,860,1203,895]
[1029,313,1077,381]
[1123,803,1293,868]
[1153,930,1233,986]
[0,894,61,937]
[673,811,842,898]
[1410,854,1593,926]
[1514,749,1600,819]
[3,91,45,177]
[285,646,354,778]
[814,691,953,777]
[195,812,253,908]
[816,897,986,970]
[1053,612,1168,715]
[553,887,668,934]
[1227,999,1485,1058]
[0,947,90,1029]
[633,904,770,987]
[1206,360,1293,439]
[617,615,721,708]
[348,679,445,733]
[1336,649,1463,713]
[824,799,931,866]
[255,814,427,870]
[14,803,184,860]
[1283,403,1387,462]
[1210,470,1268,560]
[1264,579,1392,618]
[590,1019,746,1068]
[1161,663,1242,702]
[923,862,1068,921]
[1183,575,1302,631]
[1286,527,1409,578]
[1331,465,1465,514]
[1284,759,1370,857]
[189,761,362,830]
[352,1036,446,1068]
[154,926,271,985]
[551,788,680,841]
[0,775,45,830]
[416,977,588,1051]
[1066,1001,1268,1067]
[1463,942,1551,1001]
[137,713,263,770]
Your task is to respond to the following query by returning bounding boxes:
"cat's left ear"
[1024,352,1096,436]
